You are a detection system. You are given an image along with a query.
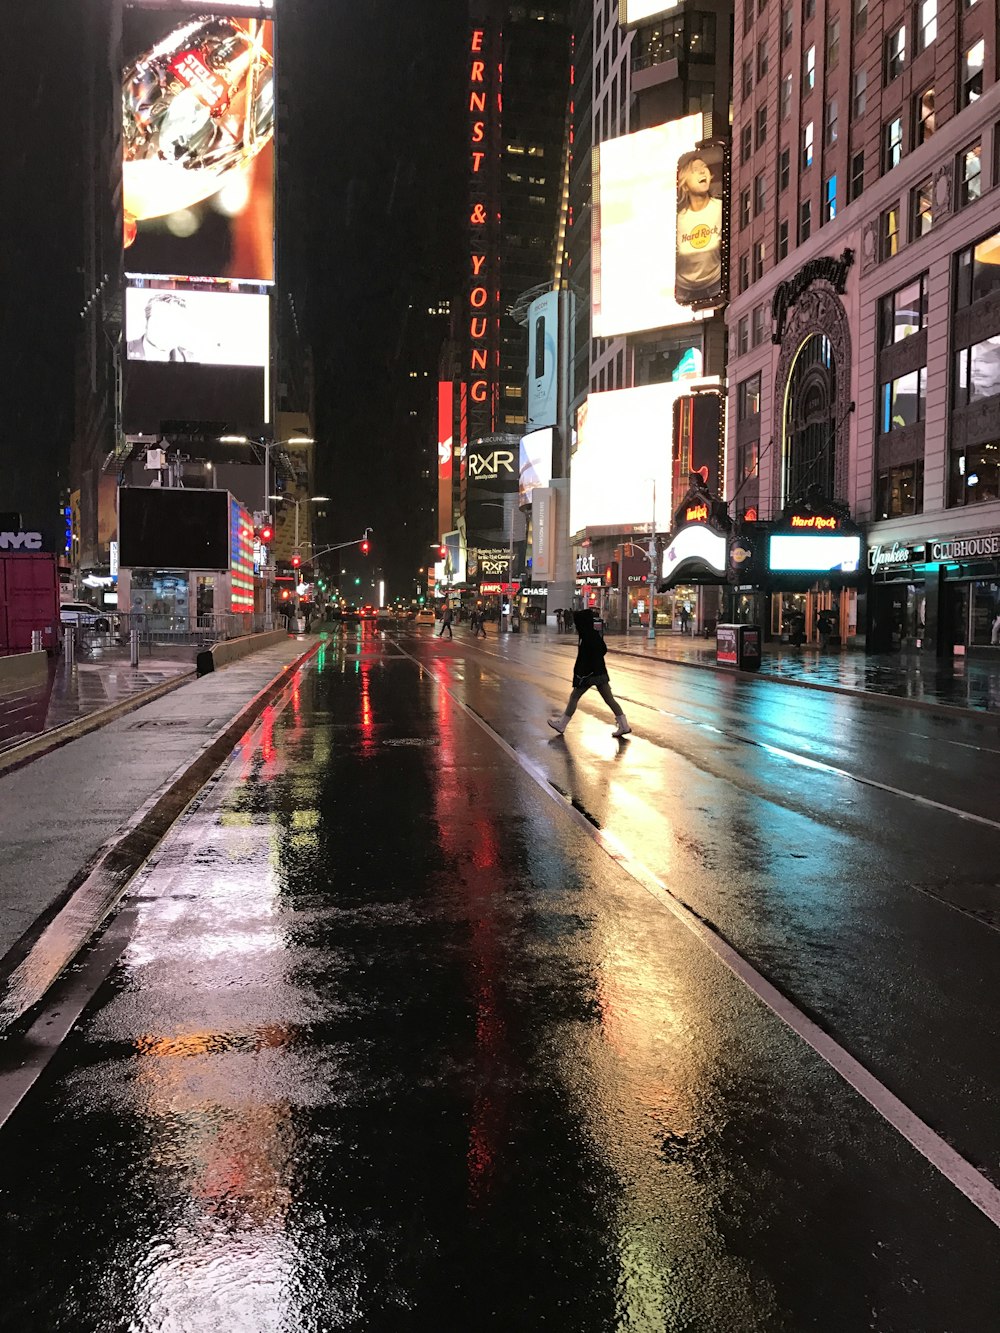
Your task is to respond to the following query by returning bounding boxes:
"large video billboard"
[119,487,231,569]
[619,1,682,24]
[570,380,720,536]
[519,427,553,506]
[122,9,274,282]
[527,291,559,430]
[593,117,726,337]
[125,282,269,366]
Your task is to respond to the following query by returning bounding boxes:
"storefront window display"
[130,570,190,629]
[971,580,1000,645]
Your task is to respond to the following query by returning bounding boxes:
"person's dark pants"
[438,625,452,639]
[562,677,623,720]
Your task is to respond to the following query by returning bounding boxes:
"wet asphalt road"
[1,625,999,1331]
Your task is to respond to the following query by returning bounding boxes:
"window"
[885,25,906,82]
[850,151,865,200]
[739,252,750,292]
[737,440,760,485]
[737,315,750,355]
[954,335,1000,405]
[740,188,752,228]
[754,172,767,214]
[826,98,839,145]
[781,2,793,48]
[738,373,762,418]
[824,174,838,222]
[880,368,926,431]
[916,0,936,52]
[876,463,924,518]
[878,275,927,346]
[803,44,816,91]
[752,304,767,345]
[744,0,755,34]
[951,442,1000,506]
[805,0,814,17]
[826,18,840,69]
[778,217,790,260]
[742,56,754,99]
[957,141,982,207]
[914,87,935,145]
[752,239,766,281]
[779,146,791,191]
[854,0,868,36]
[780,73,793,121]
[756,104,768,147]
[963,39,985,106]
[883,116,904,171]
[956,230,1000,308]
[852,69,867,120]
[879,203,900,259]
[741,123,753,162]
[759,0,767,15]
[800,198,812,242]
[757,37,769,79]
[803,120,814,169]
[910,177,933,237]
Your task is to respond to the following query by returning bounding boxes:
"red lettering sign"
[790,514,837,530]
[685,503,709,524]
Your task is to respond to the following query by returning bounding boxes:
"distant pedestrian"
[470,608,486,638]
[679,603,691,635]
[548,609,631,738]
[992,613,1000,645]
[437,606,454,639]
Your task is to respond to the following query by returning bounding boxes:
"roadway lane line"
[394,642,1000,1232]
[410,635,1000,830]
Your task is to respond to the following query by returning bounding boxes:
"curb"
[0,639,321,1038]
[607,644,1000,727]
[0,667,197,777]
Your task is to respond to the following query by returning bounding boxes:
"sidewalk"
[0,636,315,1024]
[0,644,195,752]
[604,630,1000,715]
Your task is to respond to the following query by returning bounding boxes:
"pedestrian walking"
[437,605,454,639]
[548,609,631,738]
[679,603,691,635]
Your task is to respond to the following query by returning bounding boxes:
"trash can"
[716,623,761,671]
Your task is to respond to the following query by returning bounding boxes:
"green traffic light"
[354,577,361,586]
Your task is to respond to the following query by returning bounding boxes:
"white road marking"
[395,642,1000,1232]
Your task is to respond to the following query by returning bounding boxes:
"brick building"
[728,0,1000,653]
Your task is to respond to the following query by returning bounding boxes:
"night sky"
[1,0,468,592]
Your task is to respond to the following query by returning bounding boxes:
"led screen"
[125,283,269,365]
[123,10,274,281]
[570,380,720,536]
[768,534,862,573]
[527,291,559,430]
[593,116,723,337]
[119,487,231,569]
[619,1,681,22]
[519,427,553,505]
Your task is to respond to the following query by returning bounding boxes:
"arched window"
[783,333,835,504]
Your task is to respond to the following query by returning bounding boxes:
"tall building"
[727,0,1000,653]
[567,0,734,633]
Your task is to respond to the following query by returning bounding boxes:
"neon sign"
[790,514,838,530]
[685,503,709,524]
[467,25,498,434]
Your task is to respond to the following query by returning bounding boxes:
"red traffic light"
[291,554,301,569]
[361,540,370,555]
[259,523,274,544]
[438,546,446,559]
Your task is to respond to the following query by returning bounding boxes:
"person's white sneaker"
[548,717,568,734]
[611,715,631,738]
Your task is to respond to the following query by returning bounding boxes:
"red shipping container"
[0,553,60,655]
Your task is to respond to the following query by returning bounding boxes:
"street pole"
[507,500,515,633]
[648,479,657,642]
[294,498,300,554]
[263,440,273,629]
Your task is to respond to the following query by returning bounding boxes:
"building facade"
[728,0,1000,653]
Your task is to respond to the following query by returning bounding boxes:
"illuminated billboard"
[768,535,862,573]
[527,291,559,430]
[122,10,274,282]
[570,380,720,536]
[593,116,725,337]
[438,381,454,539]
[619,1,681,23]
[519,427,553,505]
[125,283,269,366]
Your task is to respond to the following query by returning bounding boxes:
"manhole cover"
[381,738,440,747]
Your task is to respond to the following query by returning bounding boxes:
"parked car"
[60,601,111,633]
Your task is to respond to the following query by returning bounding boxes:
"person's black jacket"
[572,609,608,684]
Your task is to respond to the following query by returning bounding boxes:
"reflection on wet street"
[1,628,999,1331]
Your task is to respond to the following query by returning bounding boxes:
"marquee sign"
[771,249,854,343]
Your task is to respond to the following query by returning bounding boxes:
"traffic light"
[354,577,361,586]
[258,521,274,544]
[291,553,301,569]
[438,545,446,559]
[361,540,370,555]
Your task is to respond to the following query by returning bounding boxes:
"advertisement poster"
[527,290,559,430]
[675,143,725,308]
[122,9,275,282]
[125,283,269,365]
